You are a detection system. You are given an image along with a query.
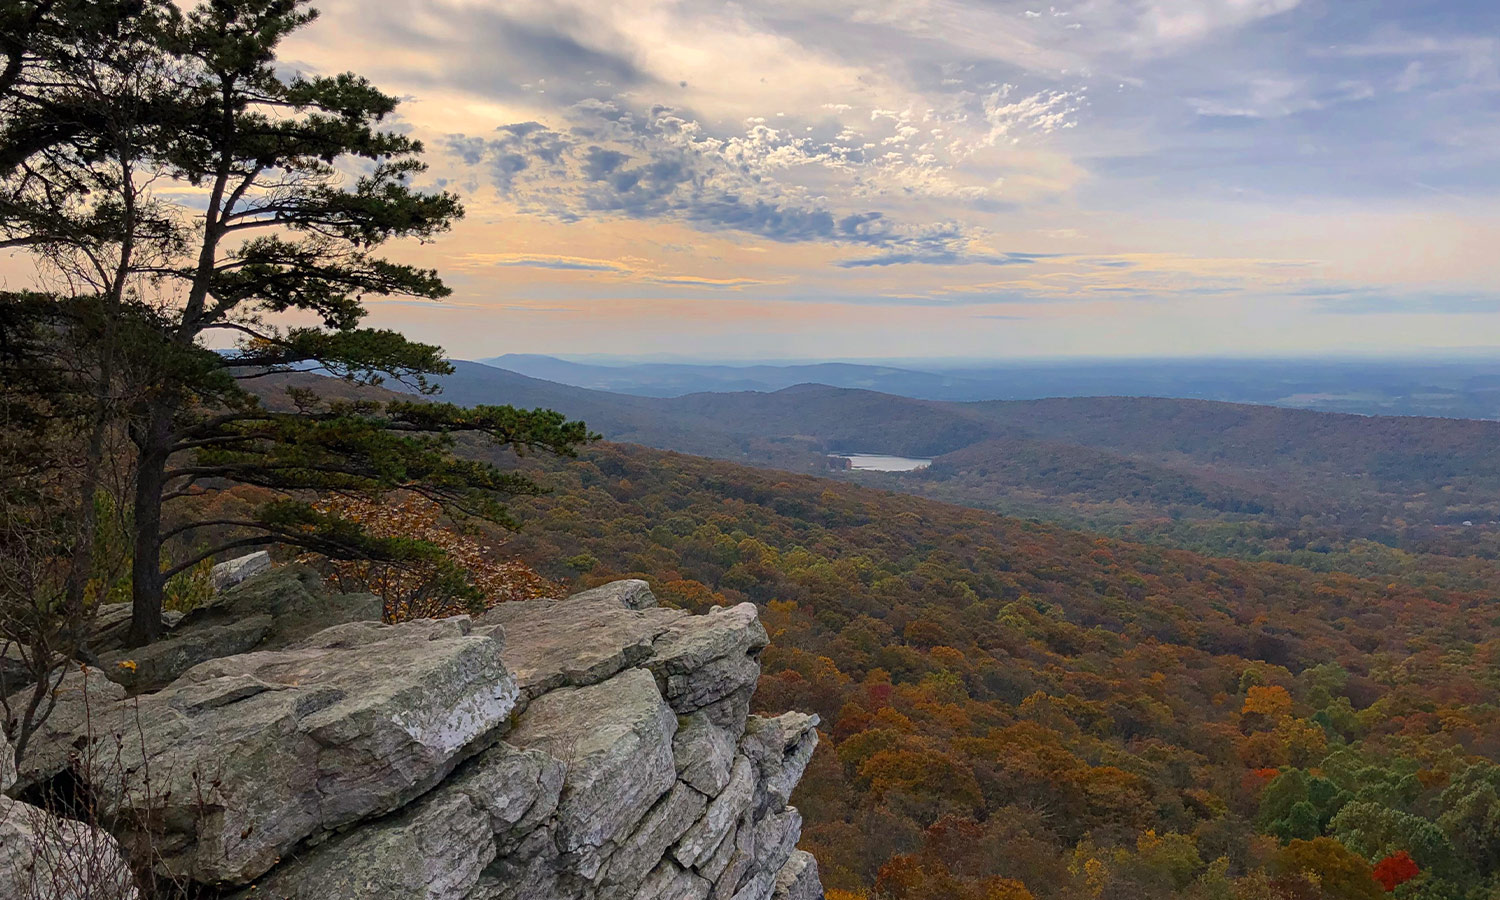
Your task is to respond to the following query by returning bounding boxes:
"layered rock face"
[8,567,823,900]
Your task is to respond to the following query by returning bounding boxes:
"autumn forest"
[490,439,1500,900]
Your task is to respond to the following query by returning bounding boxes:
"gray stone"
[709,808,758,900]
[7,663,127,792]
[194,565,382,648]
[86,602,179,655]
[507,668,678,879]
[633,860,712,900]
[1,643,33,694]
[468,826,575,900]
[94,566,383,693]
[771,851,822,900]
[602,780,709,893]
[211,551,272,592]
[10,570,826,900]
[0,795,139,900]
[234,783,493,900]
[1,721,14,791]
[447,741,566,852]
[743,807,804,898]
[696,815,742,884]
[97,614,273,693]
[740,714,820,818]
[568,579,659,610]
[675,755,755,869]
[674,711,737,796]
[238,739,566,900]
[480,592,680,702]
[647,604,768,714]
[19,616,516,885]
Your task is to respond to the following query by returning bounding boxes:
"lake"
[832,453,932,472]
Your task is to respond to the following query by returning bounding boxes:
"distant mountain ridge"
[481,353,989,400]
[423,360,1500,583]
[483,353,1500,419]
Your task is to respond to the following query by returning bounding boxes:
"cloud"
[448,98,1077,263]
[1309,289,1500,315]
[272,0,1500,361]
[837,250,1056,268]
[451,253,636,273]
[646,275,771,289]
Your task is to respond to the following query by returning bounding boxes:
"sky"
[272,0,1500,361]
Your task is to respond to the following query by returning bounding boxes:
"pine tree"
[2,0,591,647]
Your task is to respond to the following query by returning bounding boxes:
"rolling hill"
[420,361,1500,581]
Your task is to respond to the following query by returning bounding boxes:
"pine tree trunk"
[127,404,172,647]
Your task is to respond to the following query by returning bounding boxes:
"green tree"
[2,0,591,646]
[1,0,173,757]
[1437,763,1500,876]
[1328,802,1454,875]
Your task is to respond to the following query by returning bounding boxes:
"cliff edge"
[3,565,824,900]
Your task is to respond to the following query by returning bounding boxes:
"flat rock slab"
[20,617,516,885]
[481,594,682,702]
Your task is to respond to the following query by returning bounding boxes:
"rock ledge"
[7,567,823,900]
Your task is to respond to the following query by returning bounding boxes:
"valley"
[423,361,1500,588]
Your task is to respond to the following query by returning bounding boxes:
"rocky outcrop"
[1,727,139,900]
[95,564,384,692]
[11,569,824,900]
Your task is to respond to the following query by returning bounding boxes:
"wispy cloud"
[271,0,1500,359]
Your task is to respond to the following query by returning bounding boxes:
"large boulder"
[96,565,382,692]
[234,742,564,900]
[5,664,127,794]
[567,579,658,610]
[11,577,826,900]
[19,616,516,885]
[211,550,272,591]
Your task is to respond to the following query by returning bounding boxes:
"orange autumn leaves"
[301,494,559,621]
